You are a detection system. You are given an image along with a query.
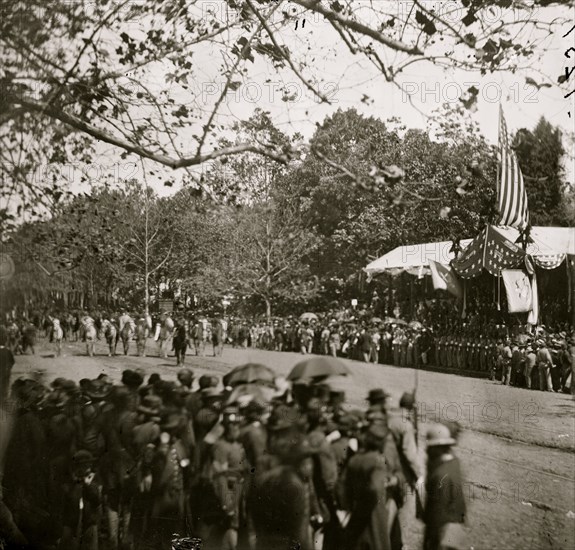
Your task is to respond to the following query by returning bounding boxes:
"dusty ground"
[11,337,575,550]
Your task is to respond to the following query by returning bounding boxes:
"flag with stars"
[452,225,526,279]
[496,106,530,230]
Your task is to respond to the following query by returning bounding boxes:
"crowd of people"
[2,307,574,394]
[0,347,468,550]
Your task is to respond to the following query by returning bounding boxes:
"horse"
[135,318,147,357]
[120,318,134,356]
[81,316,97,357]
[102,319,118,357]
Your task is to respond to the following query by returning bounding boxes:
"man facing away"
[536,339,555,392]
[423,424,467,550]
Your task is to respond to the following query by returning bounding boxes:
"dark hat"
[12,379,45,408]
[43,390,66,409]
[267,404,302,432]
[110,385,131,406]
[72,450,95,467]
[85,379,112,401]
[122,369,144,389]
[160,412,186,433]
[138,394,163,416]
[51,377,66,389]
[199,374,213,389]
[58,379,79,395]
[367,388,389,403]
[245,400,266,416]
[399,392,416,410]
[177,368,194,382]
[148,373,162,385]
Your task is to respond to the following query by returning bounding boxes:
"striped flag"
[496,106,530,230]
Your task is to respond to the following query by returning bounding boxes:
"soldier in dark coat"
[58,450,102,550]
[239,401,267,470]
[149,412,191,548]
[423,424,467,550]
[130,394,162,544]
[173,316,188,366]
[249,411,316,550]
[341,423,396,550]
[201,407,248,550]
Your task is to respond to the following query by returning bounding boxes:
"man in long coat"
[342,423,397,550]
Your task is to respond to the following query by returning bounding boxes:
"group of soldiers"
[0,310,229,363]
[3,308,574,394]
[225,318,575,393]
[0,354,467,550]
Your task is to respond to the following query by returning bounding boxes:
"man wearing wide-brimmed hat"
[366,388,390,418]
[59,450,102,550]
[422,423,467,550]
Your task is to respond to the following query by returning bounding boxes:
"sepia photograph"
[1,1,574,549]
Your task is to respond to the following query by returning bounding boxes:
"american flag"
[452,226,525,279]
[496,106,530,230]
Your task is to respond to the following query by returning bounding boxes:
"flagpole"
[496,104,502,197]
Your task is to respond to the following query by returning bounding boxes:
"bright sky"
[68,1,575,197]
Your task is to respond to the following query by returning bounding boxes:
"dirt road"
[11,338,575,550]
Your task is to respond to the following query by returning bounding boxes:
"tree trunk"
[265,298,272,325]
[145,271,150,317]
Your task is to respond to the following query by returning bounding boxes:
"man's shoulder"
[387,413,410,433]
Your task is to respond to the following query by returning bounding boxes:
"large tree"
[218,200,319,321]
[280,107,497,283]
[514,117,573,226]
[1,0,569,229]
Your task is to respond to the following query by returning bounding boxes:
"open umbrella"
[299,312,318,322]
[223,363,276,388]
[287,357,350,381]
[409,321,423,330]
[371,317,383,324]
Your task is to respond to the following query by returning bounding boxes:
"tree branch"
[292,0,423,55]
[14,96,291,168]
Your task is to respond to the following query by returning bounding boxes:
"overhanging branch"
[14,97,291,168]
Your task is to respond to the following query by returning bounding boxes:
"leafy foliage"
[0,0,569,229]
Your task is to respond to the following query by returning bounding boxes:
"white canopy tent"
[364,238,473,279]
[364,226,575,278]
[494,226,575,257]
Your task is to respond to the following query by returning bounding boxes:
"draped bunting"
[532,254,566,270]
[452,225,526,279]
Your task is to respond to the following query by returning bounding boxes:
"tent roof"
[364,238,473,277]
[364,226,575,277]
[493,226,575,257]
